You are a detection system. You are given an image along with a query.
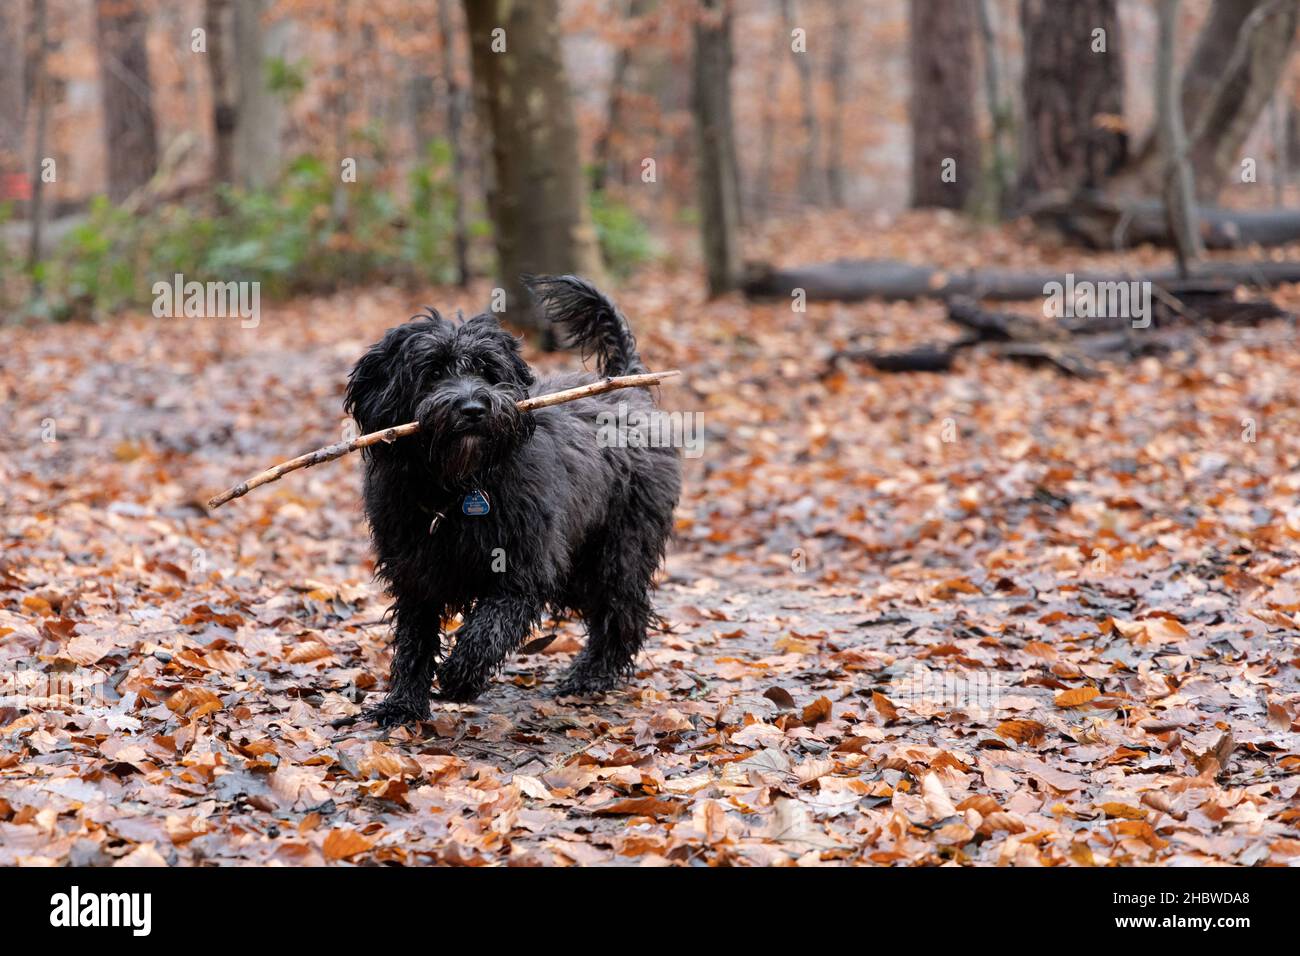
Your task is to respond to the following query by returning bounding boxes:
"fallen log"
[744,258,1300,303]
[1028,194,1300,250]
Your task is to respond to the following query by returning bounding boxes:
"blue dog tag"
[461,490,491,516]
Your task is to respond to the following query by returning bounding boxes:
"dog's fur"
[344,276,681,725]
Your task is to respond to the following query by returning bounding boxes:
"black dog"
[343,276,682,725]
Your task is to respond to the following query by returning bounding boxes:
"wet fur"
[343,276,682,724]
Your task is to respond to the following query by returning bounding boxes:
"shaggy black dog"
[343,275,681,725]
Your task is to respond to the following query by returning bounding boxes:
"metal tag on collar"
[461,489,491,516]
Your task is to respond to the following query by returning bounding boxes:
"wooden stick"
[207,370,681,509]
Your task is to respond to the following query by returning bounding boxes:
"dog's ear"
[345,338,403,433]
[346,314,451,431]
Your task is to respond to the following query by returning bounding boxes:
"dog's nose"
[458,398,488,422]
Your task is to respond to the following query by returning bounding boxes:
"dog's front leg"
[361,599,441,726]
[436,596,540,703]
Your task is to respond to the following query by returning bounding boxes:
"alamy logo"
[1043,273,1151,329]
[49,886,151,936]
[595,402,704,459]
[152,273,261,328]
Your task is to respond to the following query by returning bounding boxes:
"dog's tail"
[525,274,647,377]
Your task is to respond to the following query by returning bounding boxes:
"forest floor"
[2,212,1299,866]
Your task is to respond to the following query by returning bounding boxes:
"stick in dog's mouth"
[206,369,681,510]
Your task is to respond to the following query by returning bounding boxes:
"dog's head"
[345,310,536,488]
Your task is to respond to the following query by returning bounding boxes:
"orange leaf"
[872,691,898,721]
[995,719,1046,745]
[323,828,373,860]
[1054,686,1099,708]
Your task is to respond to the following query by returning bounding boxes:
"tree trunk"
[94,0,159,203]
[232,0,285,190]
[1113,0,1298,203]
[437,0,471,287]
[824,0,852,207]
[1016,0,1125,204]
[692,0,742,296]
[592,0,648,193]
[909,0,978,209]
[463,0,603,327]
[754,0,786,219]
[1180,0,1263,124]
[1157,0,1203,274]
[0,0,24,198]
[1183,0,1299,201]
[204,0,235,186]
[26,0,47,276]
[976,0,1014,215]
[783,0,823,205]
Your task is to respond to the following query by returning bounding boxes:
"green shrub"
[24,145,468,320]
[589,191,654,278]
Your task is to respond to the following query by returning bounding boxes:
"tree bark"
[26,0,47,276]
[437,0,471,287]
[824,0,851,206]
[976,0,1014,214]
[692,0,743,296]
[204,0,235,186]
[909,0,978,209]
[0,1,24,198]
[1016,0,1125,205]
[94,0,159,203]
[232,0,285,190]
[783,0,823,205]
[754,0,786,219]
[463,0,603,327]
[1157,0,1203,274]
[1183,0,1299,201]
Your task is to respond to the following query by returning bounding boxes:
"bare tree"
[1017,0,1125,204]
[593,0,649,193]
[232,0,285,190]
[755,0,787,219]
[1182,0,1299,201]
[824,0,852,207]
[94,0,159,203]
[462,0,603,327]
[26,0,48,276]
[437,0,471,287]
[782,0,823,205]
[0,1,25,196]
[692,0,742,296]
[205,0,236,186]
[910,0,978,209]
[976,0,1014,214]
[1157,0,1203,274]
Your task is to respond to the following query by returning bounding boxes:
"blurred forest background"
[1,0,1298,322]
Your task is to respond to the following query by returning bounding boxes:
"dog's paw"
[433,660,489,703]
[553,666,623,698]
[334,696,429,729]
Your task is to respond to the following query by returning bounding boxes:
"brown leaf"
[801,695,833,725]
[872,691,898,721]
[995,719,1046,745]
[1054,686,1099,708]
[592,796,686,819]
[322,828,373,861]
